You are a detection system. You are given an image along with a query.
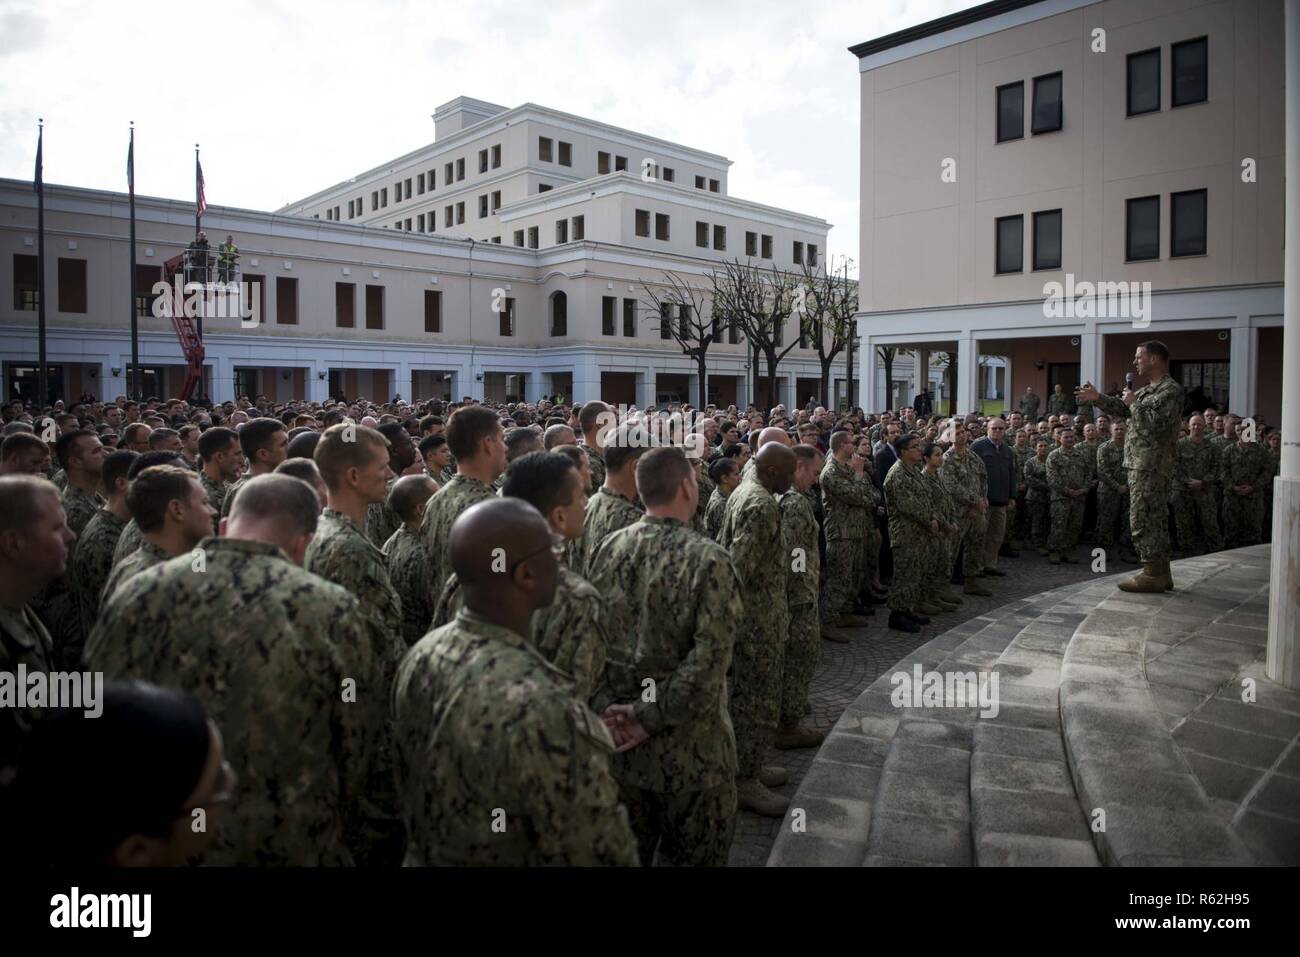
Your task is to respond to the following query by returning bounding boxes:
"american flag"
[196,154,207,217]
[34,124,43,197]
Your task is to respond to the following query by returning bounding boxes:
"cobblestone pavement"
[727,542,1137,867]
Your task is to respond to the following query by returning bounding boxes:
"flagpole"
[36,119,47,410]
[194,143,204,401]
[129,123,140,402]
[195,144,201,237]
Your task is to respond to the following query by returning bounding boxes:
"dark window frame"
[1125,195,1161,262]
[995,214,1024,274]
[1171,36,1208,108]
[1126,47,1161,116]
[1170,188,1208,258]
[1031,208,1062,271]
[996,81,1024,143]
[1030,71,1063,134]
[424,289,442,333]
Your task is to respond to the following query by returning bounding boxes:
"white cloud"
[0,0,970,271]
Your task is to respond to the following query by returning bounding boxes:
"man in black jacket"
[971,418,1017,573]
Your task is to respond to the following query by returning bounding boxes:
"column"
[211,355,236,405]
[956,333,979,414]
[636,368,656,408]
[573,356,602,404]
[393,364,413,405]
[735,368,751,412]
[858,322,875,413]
[1078,328,1103,392]
[1267,0,1300,690]
[912,349,930,405]
[1228,321,1258,417]
[308,362,330,404]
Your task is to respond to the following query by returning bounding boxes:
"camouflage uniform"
[1046,446,1089,554]
[778,488,820,728]
[199,470,227,526]
[392,609,637,866]
[1220,441,1272,548]
[98,540,170,614]
[1010,441,1031,543]
[1173,436,1222,553]
[1092,377,1184,562]
[0,604,54,772]
[68,507,127,650]
[1019,393,1041,420]
[884,460,935,613]
[1023,455,1051,549]
[1093,439,1131,549]
[703,486,729,541]
[818,456,871,624]
[365,484,401,548]
[218,473,251,519]
[111,518,143,566]
[418,474,498,605]
[590,515,741,867]
[922,467,957,600]
[693,463,715,534]
[719,478,788,782]
[383,525,433,648]
[85,538,392,866]
[33,483,102,668]
[940,448,987,577]
[1047,392,1072,416]
[579,444,606,496]
[573,486,644,579]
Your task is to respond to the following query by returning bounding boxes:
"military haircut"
[238,417,287,459]
[0,474,60,534]
[228,473,321,538]
[197,426,238,462]
[321,409,347,428]
[147,428,179,449]
[127,451,185,481]
[1,432,46,461]
[894,433,921,454]
[377,422,408,446]
[313,423,389,490]
[829,429,854,454]
[418,414,443,433]
[286,430,321,460]
[128,465,200,532]
[635,446,692,508]
[54,428,97,467]
[274,457,324,489]
[551,444,586,470]
[445,406,502,460]
[178,424,199,441]
[387,473,437,523]
[1138,339,1170,362]
[604,425,654,473]
[543,423,575,450]
[102,450,140,492]
[791,443,822,465]
[418,433,447,457]
[578,400,609,435]
[501,451,579,517]
[450,497,551,588]
[1,421,34,436]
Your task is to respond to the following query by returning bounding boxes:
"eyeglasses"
[508,535,562,574]
[184,759,238,813]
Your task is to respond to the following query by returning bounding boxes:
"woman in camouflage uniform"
[883,434,937,633]
[1023,437,1052,554]
[922,442,962,611]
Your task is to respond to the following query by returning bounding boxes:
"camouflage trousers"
[1221,491,1264,549]
[1048,498,1085,553]
[887,535,931,613]
[927,533,958,601]
[1012,490,1028,542]
[1094,489,1131,548]
[820,538,865,624]
[956,512,986,578]
[619,780,737,867]
[861,526,882,590]
[1129,467,1173,562]
[1173,489,1222,553]
[729,614,787,780]
[780,603,819,728]
[1026,497,1050,547]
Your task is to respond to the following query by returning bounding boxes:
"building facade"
[1,97,836,408]
[853,0,1286,425]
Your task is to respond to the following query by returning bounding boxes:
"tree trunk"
[882,352,894,411]
[765,351,780,412]
[696,354,708,409]
[819,358,831,413]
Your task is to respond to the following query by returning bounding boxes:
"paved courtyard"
[727,543,1132,867]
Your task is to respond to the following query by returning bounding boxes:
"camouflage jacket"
[85,537,391,866]
[779,489,820,607]
[1046,447,1091,499]
[1080,440,1100,480]
[940,448,987,508]
[819,456,872,541]
[1047,392,1072,415]
[62,483,103,542]
[68,508,127,644]
[418,474,498,605]
[719,478,788,629]
[1019,394,1041,419]
[365,481,401,548]
[1023,455,1051,501]
[574,486,644,578]
[199,469,227,524]
[112,518,143,566]
[579,444,606,496]
[0,604,55,772]
[383,525,433,649]
[392,609,638,866]
[1011,444,1031,495]
[1092,375,1184,473]
[703,486,729,541]
[1174,437,1220,491]
[922,468,956,525]
[1220,441,1272,497]
[590,516,742,793]
[99,540,170,615]
[884,460,935,542]
[219,473,251,519]
[693,464,715,533]
[1095,439,1128,493]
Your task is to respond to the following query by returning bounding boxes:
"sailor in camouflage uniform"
[921,441,962,611]
[703,457,740,541]
[1173,414,1223,555]
[217,418,288,520]
[68,450,136,650]
[578,400,611,496]
[197,426,242,532]
[1046,428,1090,563]
[940,426,991,595]
[86,475,392,866]
[884,435,940,632]
[591,447,742,866]
[819,430,873,628]
[778,444,827,744]
[1023,438,1052,554]
[1219,416,1272,548]
[382,474,439,648]
[1093,421,1135,561]
[394,497,639,866]
[570,427,649,577]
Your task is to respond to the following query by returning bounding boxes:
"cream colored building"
[853,0,1286,424]
[2,97,833,408]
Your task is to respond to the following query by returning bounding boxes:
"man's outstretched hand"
[601,704,651,752]
[1075,382,1101,404]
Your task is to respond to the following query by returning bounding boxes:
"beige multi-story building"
[1,96,832,408]
[852,0,1286,425]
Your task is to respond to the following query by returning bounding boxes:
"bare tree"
[798,255,857,408]
[637,271,716,409]
[712,259,799,412]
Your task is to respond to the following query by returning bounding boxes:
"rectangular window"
[713,224,726,250]
[793,241,804,265]
[491,236,501,244]
[276,276,298,325]
[728,317,739,344]
[695,175,705,189]
[1126,195,1161,261]
[623,298,636,337]
[678,303,689,339]
[662,167,674,183]
[445,206,453,228]
[479,149,489,173]
[500,297,515,337]
[334,206,340,220]
[445,162,454,185]
[57,258,87,313]
[427,214,436,233]
[428,169,436,191]
[381,187,388,208]
[491,144,501,169]
[404,218,411,231]
[456,202,465,224]
[558,141,572,166]
[365,285,384,329]
[538,184,552,193]
[1032,209,1062,270]
[1031,72,1062,134]
[424,290,442,333]
[491,190,501,212]
[598,151,610,174]
[572,215,584,240]
[997,81,1024,142]
[417,173,425,195]
[326,208,333,221]
[394,179,402,203]
[655,213,670,241]
[995,215,1024,273]
[745,231,758,256]
[243,273,265,323]
[1127,48,1161,116]
[1172,37,1208,107]
[527,226,538,249]
[696,221,709,248]
[418,213,425,232]
[615,155,627,172]
[135,264,161,317]
[761,234,773,259]
[404,178,412,199]
[513,230,524,247]
[635,209,650,237]
[335,282,354,328]
[602,296,616,336]
[659,303,672,339]
[709,179,719,193]
[478,195,488,218]
[371,191,378,211]
[347,199,354,218]
[539,137,553,162]
[556,219,568,244]
[13,254,37,310]
[1171,188,1207,257]
[808,244,819,267]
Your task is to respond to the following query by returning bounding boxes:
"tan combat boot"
[1118,562,1166,593]
[774,725,827,750]
[737,778,791,817]
[821,625,852,643]
[916,600,945,616]
[964,576,993,597]
[759,765,789,788]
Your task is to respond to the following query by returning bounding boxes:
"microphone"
[1125,373,1135,390]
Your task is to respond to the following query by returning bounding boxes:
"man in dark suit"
[873,423,900,487]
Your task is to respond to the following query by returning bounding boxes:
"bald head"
[755,442,796,494]
[756,426,792,450]
[450,498,558,618]
[388,474,437,525]
[225,473,322,562]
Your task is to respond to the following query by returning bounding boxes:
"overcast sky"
[0,0,968,269]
